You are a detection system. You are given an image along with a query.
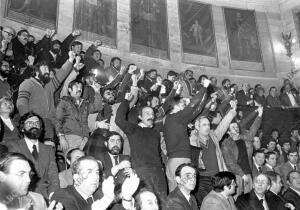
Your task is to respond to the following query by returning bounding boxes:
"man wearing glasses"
[5,112,59,201]
[0,26,15,61]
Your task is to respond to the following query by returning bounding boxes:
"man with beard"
[165,163,198,210]
[12,29,29,66]
[0,60,12,98]
[0,153,63,210]
[97,131,131,177]
[56,80,102,155]
[5,112,59,200]
[116,91,168,203]
[17,51,75,143]
[37,30,81,69]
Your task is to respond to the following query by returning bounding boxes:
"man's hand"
[72,30,81,37]
[59,135,69,152]
[118,160,131,170]
[102,176,115,200]
[74,56,85,71]
[46,29,56,38]
[1,39,8,51]
[94,40,102,47]
[27,55,35,66]
[203,79,211,88]
[131,74,138,87]
[68,51,76,62]
[125,92,133,101]
[230,100,237,110]
[95,119,110,130]
[121,173,140,200]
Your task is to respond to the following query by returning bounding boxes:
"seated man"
[96,131,131,177]
[164,163,198,210]
[252,149,266,177]
[5,112,59,199]
[236,174,272,210]
[283,171,300,210]
[59,148,85,188]
[262,152,277,172]
[201,171,237,210]
[0,153,61,209]
[51,156,139,210]
[265,171,295,210]
[275,149,300,188]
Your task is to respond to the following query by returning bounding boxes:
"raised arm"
[213,100,237,141]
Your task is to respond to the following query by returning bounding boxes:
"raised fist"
[72,30,81,37]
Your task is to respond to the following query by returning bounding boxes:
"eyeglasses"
[3,31,15,38]
[25,121,40,127]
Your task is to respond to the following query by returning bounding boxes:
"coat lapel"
[19,139,37,165]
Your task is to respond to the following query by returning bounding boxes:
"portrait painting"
[224,8,262,63]
[6,0,58,28]
[178,0,216,57]
[130,0,169,59]
[294,9,300,47]
[74,0,117,46]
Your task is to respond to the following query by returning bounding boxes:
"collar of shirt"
[0,75,7,82]
[24,137,39,153]
[179,188,190,203]
[108,153,119,167]
[289,162,297,169]
[138,122,152,128]
[265,164,273,170]
[254,192,265,201]
[49,51,57,59]
[253,159,261,170]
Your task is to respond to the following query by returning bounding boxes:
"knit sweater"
[164,87,207,159]
[116,100,163,169]
[17,60,73,122]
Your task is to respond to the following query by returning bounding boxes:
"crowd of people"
[0,24,300,210]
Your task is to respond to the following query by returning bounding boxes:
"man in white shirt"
[263,152,277,172]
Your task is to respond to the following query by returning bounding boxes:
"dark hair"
[271,129,279,134]
[17,29,29,37]
[51,39,62,46]
[0,144,8,159]
[18,112,44,136]
[103,131,123,143]
[213,171,236,192]
[253,148,265,157]
[265,151,276,160]
[0,59,10,66]
[222,79,230,86]
[290,127,298,134]
[92,49,102,57]
[33,60,50,74]
[0,153,29,173]
[197,74,208,83]
[167,70,177,77]
[175,163,196,177]
[71,41,83,49]
[265,171,280,186]
[68,80,83,89]
[110,57,121,66]
[269,86,277,93]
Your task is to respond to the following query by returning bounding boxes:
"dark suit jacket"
[252,163,267,178]
[283,188,300,210]
[265,191,288,210]
[275,162,300,187]
[6,138,59,198]
[0,117,20,143]
[236,90,251,106]
[97,151,130,177]
[164,187,198,210]
[235,190,271,210]
[280,93,298,107]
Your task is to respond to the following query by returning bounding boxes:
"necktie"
[261,198,269,210]
[32,145,38,160]
[258,166,262,173]
[86,197,93,205]
[293,165,297,171]
[113,155,119,165]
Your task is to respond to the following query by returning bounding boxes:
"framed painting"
[224,7,264,71]
[293,8,300,47]
[178,0,217,66]
[5,0,58,28]
[130,0,169,59]
[74,0,117,47]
